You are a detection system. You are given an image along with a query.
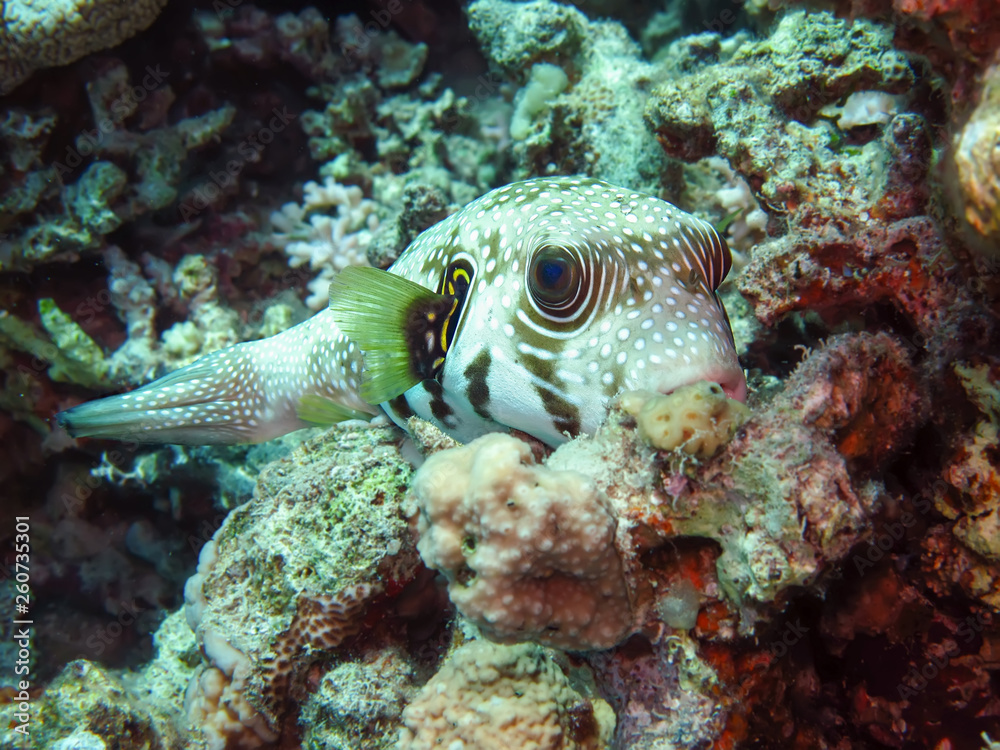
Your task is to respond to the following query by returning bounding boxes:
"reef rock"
[182,423,420,747]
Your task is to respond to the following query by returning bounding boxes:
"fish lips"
[647,364,748,404]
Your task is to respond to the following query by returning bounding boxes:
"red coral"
[738,213,992,372]
[893,0,1000,59]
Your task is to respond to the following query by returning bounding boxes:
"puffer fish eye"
[528,245,583,314]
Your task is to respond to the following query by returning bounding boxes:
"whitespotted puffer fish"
[57,177,747,447]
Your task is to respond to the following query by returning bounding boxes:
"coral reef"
[411,432,633,650]
[953,56,1000,255]
[0,0,168,95]
[645,9,991,372]
[889,0,1000,61]
[0,246,247,395]
[285,10,504,204]
[930,360,1000,606]
[298,644,422,750]
[645,11,918,214]
[0,610,197,748]
[182,423,420,745]
[738,215,986,370]
[468,0,675,193]
[1,62,236,272]
[398,639,615,749]
[3,0,1000,748]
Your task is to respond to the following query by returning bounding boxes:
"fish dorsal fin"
[328,266,457,406]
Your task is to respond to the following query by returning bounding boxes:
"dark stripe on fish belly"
[520,352,581,438]
[389,394,414,420]
[534,384,581,438]
[464,350,492,420]
[423,378,454,423]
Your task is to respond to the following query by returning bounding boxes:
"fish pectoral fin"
[295,394,371,426]
[328,266,455,406]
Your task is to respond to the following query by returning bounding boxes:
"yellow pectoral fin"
[296,394,373,426]
[329,266,455,405]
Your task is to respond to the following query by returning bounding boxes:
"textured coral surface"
[0,0,169,94]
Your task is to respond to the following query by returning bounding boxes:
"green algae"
[38,297,110,389]
[0,300,110,393]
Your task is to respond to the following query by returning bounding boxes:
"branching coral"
[0,61,236,272]
[270,178,380,310]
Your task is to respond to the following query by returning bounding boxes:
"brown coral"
[411,432,634,650]
[260,583,376,714]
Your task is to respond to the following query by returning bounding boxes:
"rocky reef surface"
[1,0,999,748]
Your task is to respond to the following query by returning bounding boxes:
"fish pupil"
[539,259,567,288]
[529,246,580,309]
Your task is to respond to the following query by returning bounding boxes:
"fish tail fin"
[55,346,276,444]
[55,310,382,445]
[56,345,256,444]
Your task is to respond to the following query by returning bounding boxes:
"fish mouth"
[656,368,747,404]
